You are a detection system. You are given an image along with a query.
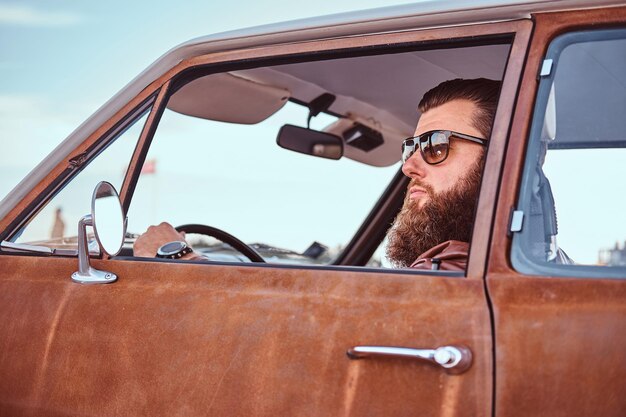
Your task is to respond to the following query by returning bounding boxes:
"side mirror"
[71,181,126,284]
[277,124,343,160]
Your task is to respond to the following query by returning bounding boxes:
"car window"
[127,98,400,265]
[511,28,626,278]
[11,106,151,250]
[127,45,510,266]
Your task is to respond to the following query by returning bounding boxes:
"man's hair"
[418,78,501,139]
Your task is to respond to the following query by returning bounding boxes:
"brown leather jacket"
[410,240,469,271]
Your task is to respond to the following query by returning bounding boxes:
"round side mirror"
[92,181,125,256]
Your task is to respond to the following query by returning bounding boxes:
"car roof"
[182,0,622,47]
[152,0,623,79]
[2,0,625,217]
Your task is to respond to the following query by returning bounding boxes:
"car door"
[487,6,626,417]
[0,20,531,416]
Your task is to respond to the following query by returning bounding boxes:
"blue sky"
[0,0,416,199]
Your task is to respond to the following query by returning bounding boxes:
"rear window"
[512,28,626,279]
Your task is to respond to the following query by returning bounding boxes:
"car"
[1,0,625,415]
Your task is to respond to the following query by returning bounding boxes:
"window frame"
[125,30,524,273]
[511,27,626,280]
[0,95,156,252]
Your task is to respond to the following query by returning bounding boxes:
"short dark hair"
[418,78,501,139]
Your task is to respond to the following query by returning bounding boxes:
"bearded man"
[385,78,501,271]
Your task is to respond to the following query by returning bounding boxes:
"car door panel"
[487,6,626,417]
[488,275,626,416]
[0,255,491,416]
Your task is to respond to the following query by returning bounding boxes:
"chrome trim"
[0,241,104,257]
[0,240,54,255]
[347,345,472,374]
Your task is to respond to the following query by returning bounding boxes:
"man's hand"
[134,222,187,258]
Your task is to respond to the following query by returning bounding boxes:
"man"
[385,78,500,270]
[50,207,66,240]
[135,78,500,270]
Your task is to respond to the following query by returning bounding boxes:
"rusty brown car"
[1,0,625,415]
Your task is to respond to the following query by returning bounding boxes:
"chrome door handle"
[346,345,472,374]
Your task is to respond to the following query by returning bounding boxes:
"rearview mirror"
[277,124,343,160]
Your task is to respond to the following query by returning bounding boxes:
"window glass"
[127,45,510,266]
[13,107,151,249]
[127,101,400,265]
[512,29,626,277]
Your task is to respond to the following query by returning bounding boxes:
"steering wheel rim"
[175,224,265,263]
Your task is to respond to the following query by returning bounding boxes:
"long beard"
[385,161,483,268]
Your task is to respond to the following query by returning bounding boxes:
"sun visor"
[167,73,291,124]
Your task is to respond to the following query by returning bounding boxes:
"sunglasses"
[401,130,488,165]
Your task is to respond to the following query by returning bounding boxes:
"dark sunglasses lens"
[421,131,449,164]
[402,139,416,163]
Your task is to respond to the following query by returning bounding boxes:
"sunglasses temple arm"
[455,133,487,145]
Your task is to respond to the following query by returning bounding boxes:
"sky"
[0,0,417,200]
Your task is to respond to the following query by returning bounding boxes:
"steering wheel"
[175,224,265,263]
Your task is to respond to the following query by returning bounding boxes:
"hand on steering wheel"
[175,224,265,263]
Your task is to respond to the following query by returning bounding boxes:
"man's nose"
[401,153,425,179]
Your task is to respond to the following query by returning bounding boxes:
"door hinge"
[509,210,524,233]
[539,59,553,78]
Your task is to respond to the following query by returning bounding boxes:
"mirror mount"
[71,214,117,284]
[306,93,336,128]
[71,181,125,284]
